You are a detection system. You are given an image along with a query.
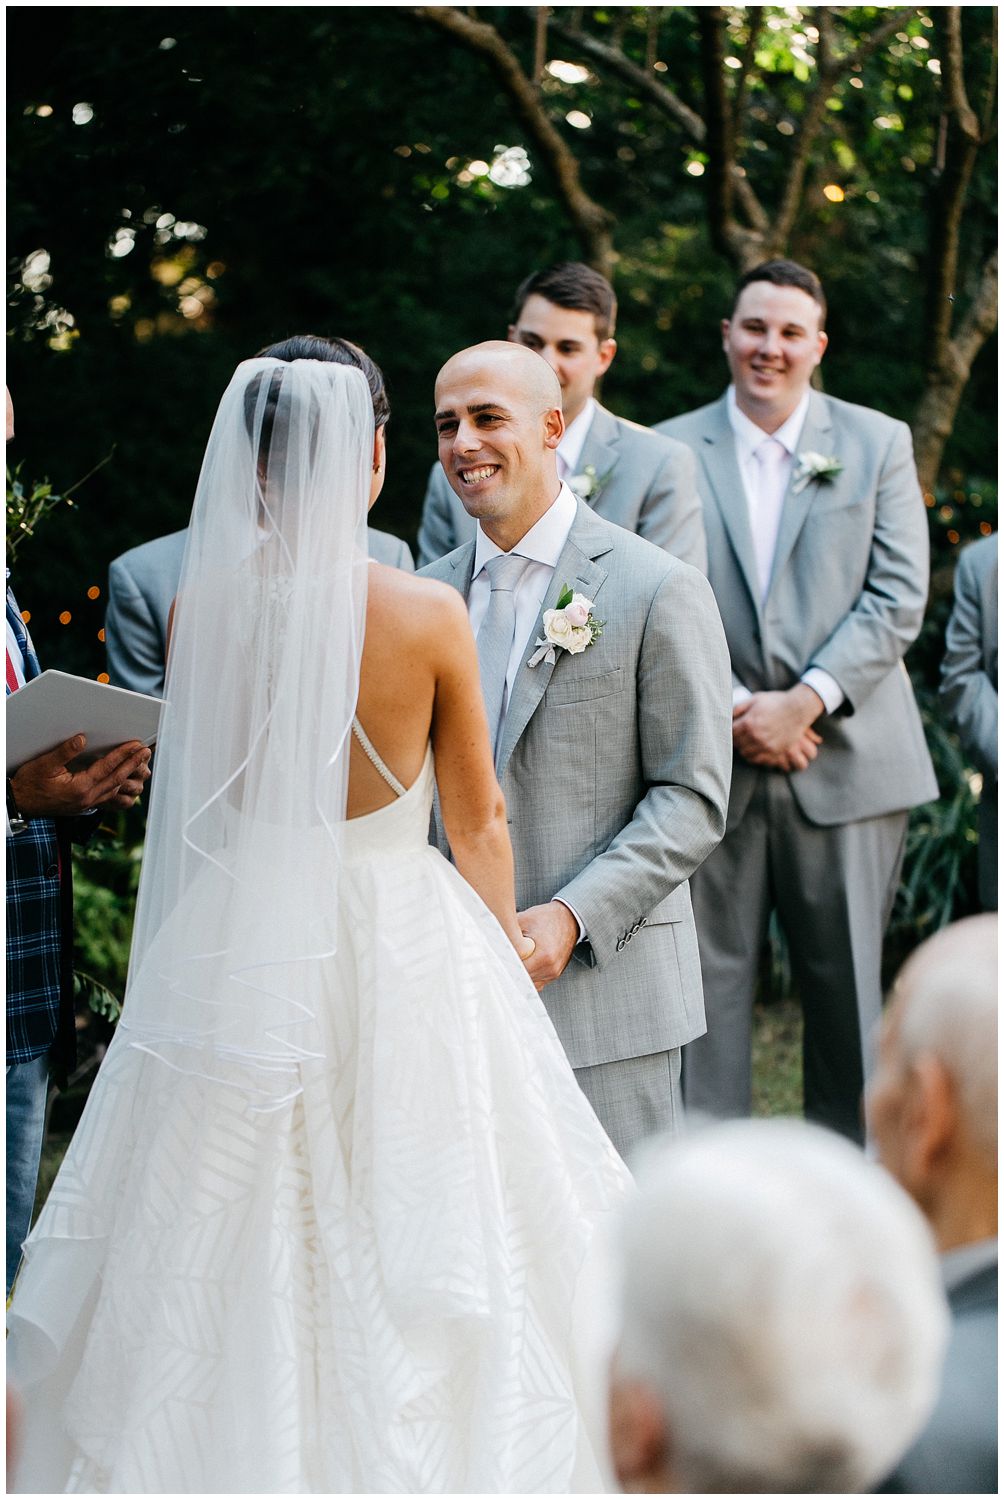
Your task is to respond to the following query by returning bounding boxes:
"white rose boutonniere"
[527,584,604,667]
[792,450,843,495]
[567,464,613,503]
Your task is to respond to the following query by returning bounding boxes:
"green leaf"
[73,970,123,1023]
[555,583,574,609]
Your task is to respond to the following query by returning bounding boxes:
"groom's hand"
[517,902,579,991]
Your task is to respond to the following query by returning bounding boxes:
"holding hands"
[517,901,579,991]
[732,683,824,773]
[10,734,152,819]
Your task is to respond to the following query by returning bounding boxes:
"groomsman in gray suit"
[417,262,706,571]
[659,259,937,1142]
[939,532,997,909]
[107,523,413,695]
[421,341,732,1157]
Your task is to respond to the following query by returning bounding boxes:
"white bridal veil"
[117,357,372,1102]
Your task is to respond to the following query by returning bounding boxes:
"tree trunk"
[912,253,998,496]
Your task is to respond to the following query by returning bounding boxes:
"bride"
[6,342,632,1493]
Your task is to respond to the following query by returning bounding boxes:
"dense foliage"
[6,7,996,1010]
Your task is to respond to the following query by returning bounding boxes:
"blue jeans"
[6,1052,50,1296]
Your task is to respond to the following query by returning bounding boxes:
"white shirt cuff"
[553,897,587,944]
[732,680,753,708]
[801,668,844,716]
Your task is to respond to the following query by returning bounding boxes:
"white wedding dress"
[7,735,632,1495]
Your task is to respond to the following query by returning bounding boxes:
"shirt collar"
[941,1237,997,1295]
[557,397,596,477]
[474,482,578,575]
[726,385,811,461]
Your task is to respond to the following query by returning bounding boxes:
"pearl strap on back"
[351,717,407,798]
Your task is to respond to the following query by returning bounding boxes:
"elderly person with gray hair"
[868,913,998,1493]
[608,1117,948,1494]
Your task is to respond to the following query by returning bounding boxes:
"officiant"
[6,388,151,1296]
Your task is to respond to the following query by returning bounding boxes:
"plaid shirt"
[6,585,77,1075]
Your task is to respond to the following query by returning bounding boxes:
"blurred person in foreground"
[608,1117,948,1494]
[868,913,998,1493]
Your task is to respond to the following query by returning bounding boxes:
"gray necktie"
[477,552,530,755]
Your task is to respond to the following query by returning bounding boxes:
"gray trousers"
[574,1048,681,1164]
[684,772,908,1143]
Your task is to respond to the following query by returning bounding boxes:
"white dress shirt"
[470,481,586,939]
[727,387,844,715]
[555,398,596,484]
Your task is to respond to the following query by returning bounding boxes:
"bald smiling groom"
[420,342,732,1158]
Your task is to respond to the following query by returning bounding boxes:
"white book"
[6,670,162,775]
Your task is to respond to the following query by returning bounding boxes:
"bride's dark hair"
[254,333,390,429]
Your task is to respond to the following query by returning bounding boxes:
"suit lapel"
[495,503,612,777]
[6,586,40,685]
[575,404,620,506]
[767,391,833,596]
[696,397,762,616]
[444,542,477,601]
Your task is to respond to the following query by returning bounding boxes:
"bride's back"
[348,560,453,817]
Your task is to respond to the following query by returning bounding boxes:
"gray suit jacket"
[940,533,998,907]
[882,1259,997,1494]
[658,392,937,828]
[417,402,707,571]
[420,500,732,1068]
[106,524,414,695]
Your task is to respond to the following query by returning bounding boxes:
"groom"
[421,343,732,1156]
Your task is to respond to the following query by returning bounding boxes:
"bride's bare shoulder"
[367,563,467,625]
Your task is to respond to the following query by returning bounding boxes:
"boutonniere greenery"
[567,463,613,503]
[528,584,604,667]
[792,450,843,495]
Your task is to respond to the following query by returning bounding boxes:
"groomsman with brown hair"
[659,259,936,1141]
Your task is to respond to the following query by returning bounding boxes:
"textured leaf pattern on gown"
[8,749,631,1494]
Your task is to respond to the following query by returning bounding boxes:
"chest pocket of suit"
[545,665,624,707]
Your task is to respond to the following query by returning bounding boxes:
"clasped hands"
[732,683,825,772]
[515,900,579,992]
[9,734,152,820]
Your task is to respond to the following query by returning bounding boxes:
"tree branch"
[405,6,615,274]
[926,8,988,359]
[532,6,548,90]
[771,8,916,252]
[550,15,770,236]
[731,7,763,134]
[645,7,661,73]
[979,10,998,141]
[841,7,918,73]
[911,251,997,495]
[549,17,705,139]
[940,6,980,141]
[699,7,736,256]
[952,249,998,370]
[771,82,832,249]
